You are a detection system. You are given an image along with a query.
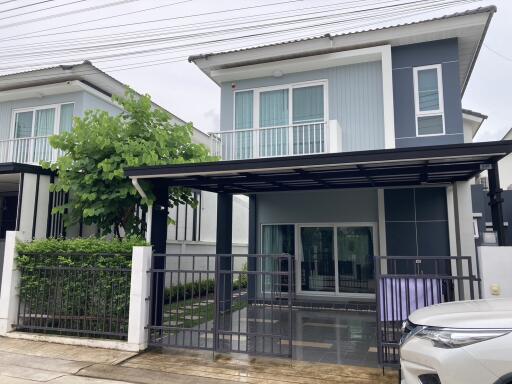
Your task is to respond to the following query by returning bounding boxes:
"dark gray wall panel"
[392,38,464,148]
[384,188,414,221]
[396,133,464,148]
[385,222,417,256]
[415,187,448,221]
[384,187,450,261]
[392,39,458,68]
[417,222,450,256]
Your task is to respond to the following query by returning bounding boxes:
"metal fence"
[16,252,131,339]
[375,255,477,368]
[148,253,294,358]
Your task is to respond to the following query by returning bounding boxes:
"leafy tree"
[44,90,213,238]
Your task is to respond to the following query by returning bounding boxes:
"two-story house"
[0,61,248,288]
[125,6,512,368]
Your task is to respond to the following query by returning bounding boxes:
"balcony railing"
[0,136,57,165]
[210,122,333,161]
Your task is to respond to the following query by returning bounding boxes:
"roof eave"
[190,6,496,89]
[461,7,496,95]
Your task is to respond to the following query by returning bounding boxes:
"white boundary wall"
[0,234,152,352]
[478,246,512,299]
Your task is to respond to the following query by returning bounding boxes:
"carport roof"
[125,141,512,194]
[0,162,53,175]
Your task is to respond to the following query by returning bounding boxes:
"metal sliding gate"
[148,253,294,358]
[375,255,478,368]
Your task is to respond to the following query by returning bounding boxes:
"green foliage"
[16,238,145,339]
[163,265,248,305]
[44,90,214,237]
[16,236,146,255]
[164,279,215,304]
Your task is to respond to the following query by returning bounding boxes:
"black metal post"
[150,181,169,327]
[247,195,257,302]
[216,193,233,311]
[488,161,505,246]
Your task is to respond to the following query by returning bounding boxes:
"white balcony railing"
[0,136,57,165]
[210,122,333,161]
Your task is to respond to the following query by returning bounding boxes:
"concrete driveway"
[0,336,398,383]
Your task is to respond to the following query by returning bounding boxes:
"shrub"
[16,237,146,339]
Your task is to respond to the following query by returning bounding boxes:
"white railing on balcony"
[0,136,57,165]
[210,122,331,161]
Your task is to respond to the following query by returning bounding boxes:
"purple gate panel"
[379,278,443,322]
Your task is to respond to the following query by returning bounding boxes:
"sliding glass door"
[298,224,376,296]
[300,226,335,292]
[337,227,375,294]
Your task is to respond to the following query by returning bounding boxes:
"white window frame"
[233,79,329,131]
[10,102,75,139]
[260,221,377,300]
[413,64,445,137]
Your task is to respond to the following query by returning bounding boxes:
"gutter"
[131,178,152,243]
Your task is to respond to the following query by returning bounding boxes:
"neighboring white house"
[498,128,512,190]
[462,108,487,144]
[0,61,248,288]
[464,108,512,191]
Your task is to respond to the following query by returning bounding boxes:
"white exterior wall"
[16,173,52,240]
[0,239,4,292]
[478,246,512,299]
[167,191,248,250]
[18,173,37,239]
[499,154,512,190]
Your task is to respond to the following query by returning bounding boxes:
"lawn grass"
[163,292,247,329]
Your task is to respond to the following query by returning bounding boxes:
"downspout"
[132,178,152,243]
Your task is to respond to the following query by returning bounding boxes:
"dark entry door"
[1,195,18,238]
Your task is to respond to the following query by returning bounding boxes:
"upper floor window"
[233,81,326,158]
[413,65,444,136]
[12,103,74,139]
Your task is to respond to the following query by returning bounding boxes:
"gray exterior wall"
[392,38,464,148]
[0,91,122,139]
[220,61,386,152]
[254,189,379,252]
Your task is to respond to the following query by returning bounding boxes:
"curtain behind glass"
[260,89,289,157]
[292,85,324,123]
[59,103,74,133]
[417,68,439,111]
[261,225,294,293]
[14,111,33,138]
[235,91,253,129]
[292,85,324,154]
[234,91,253,159]
[262,225,294,254]
[34,108,55,163]
[35,108,55,136]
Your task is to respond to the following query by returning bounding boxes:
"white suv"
[400,298,512,384]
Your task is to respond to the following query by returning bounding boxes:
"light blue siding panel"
[219,61,385,152]
[0,92,84,139]
[82,92,122,116]
[336,61,385,152]
[0,91,122,140]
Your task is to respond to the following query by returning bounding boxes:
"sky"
[0,0,510,141]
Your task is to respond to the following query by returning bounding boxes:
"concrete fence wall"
[478,246,512,299]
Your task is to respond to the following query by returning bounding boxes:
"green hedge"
[164,266,248,304]
[16,237,146,339]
